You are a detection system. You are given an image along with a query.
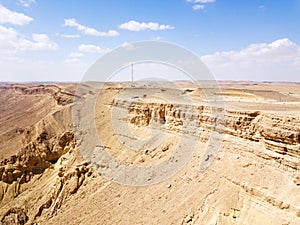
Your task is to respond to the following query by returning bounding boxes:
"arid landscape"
[0,81,299,224]
[1,0,300,224]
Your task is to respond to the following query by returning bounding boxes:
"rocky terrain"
[0,82,300,224]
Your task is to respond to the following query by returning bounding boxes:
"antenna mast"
[131,63,134,83]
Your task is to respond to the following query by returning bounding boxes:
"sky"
[0,0,300,82]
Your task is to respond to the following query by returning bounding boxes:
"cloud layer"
[201,38,300,81]
[64,18,119,37]
[0,25,58,56]
[193,5,205,10]
[64,44,110,64]
[0,4,33,25]
[0,5,58,58]
[187,0,216,11]
[18,0,36,8]
[78,44,109,54]
[119,20,174,31]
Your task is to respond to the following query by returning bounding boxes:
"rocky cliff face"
[0,82,300,225]
[0,84,94,224]
[118,99,300,163]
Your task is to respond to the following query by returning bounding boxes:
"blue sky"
[0,0,300,81]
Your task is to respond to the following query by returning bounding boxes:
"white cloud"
[64,18,119,37]
[69,52,84,58]
[61,34,80,38]
[0,4,33,25]
[78,44,109,54]
[119,20,174,31]
[187,0,215,11]
[0,25,19,55]
[193,4,205,10]
[64,44,110,65]
[119,42,136,50]
[0,5,54,59]
[18,0,36,8]
[64,52,84,65]
[20,34,58,51]
[187,0,216,3]
[202,38,299,63]
[201,38,300,81]
[153,36,163,41]
[64,57,82,64]
[0,25,58,58]
[121,42,130,47]
[0,4,57,59]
